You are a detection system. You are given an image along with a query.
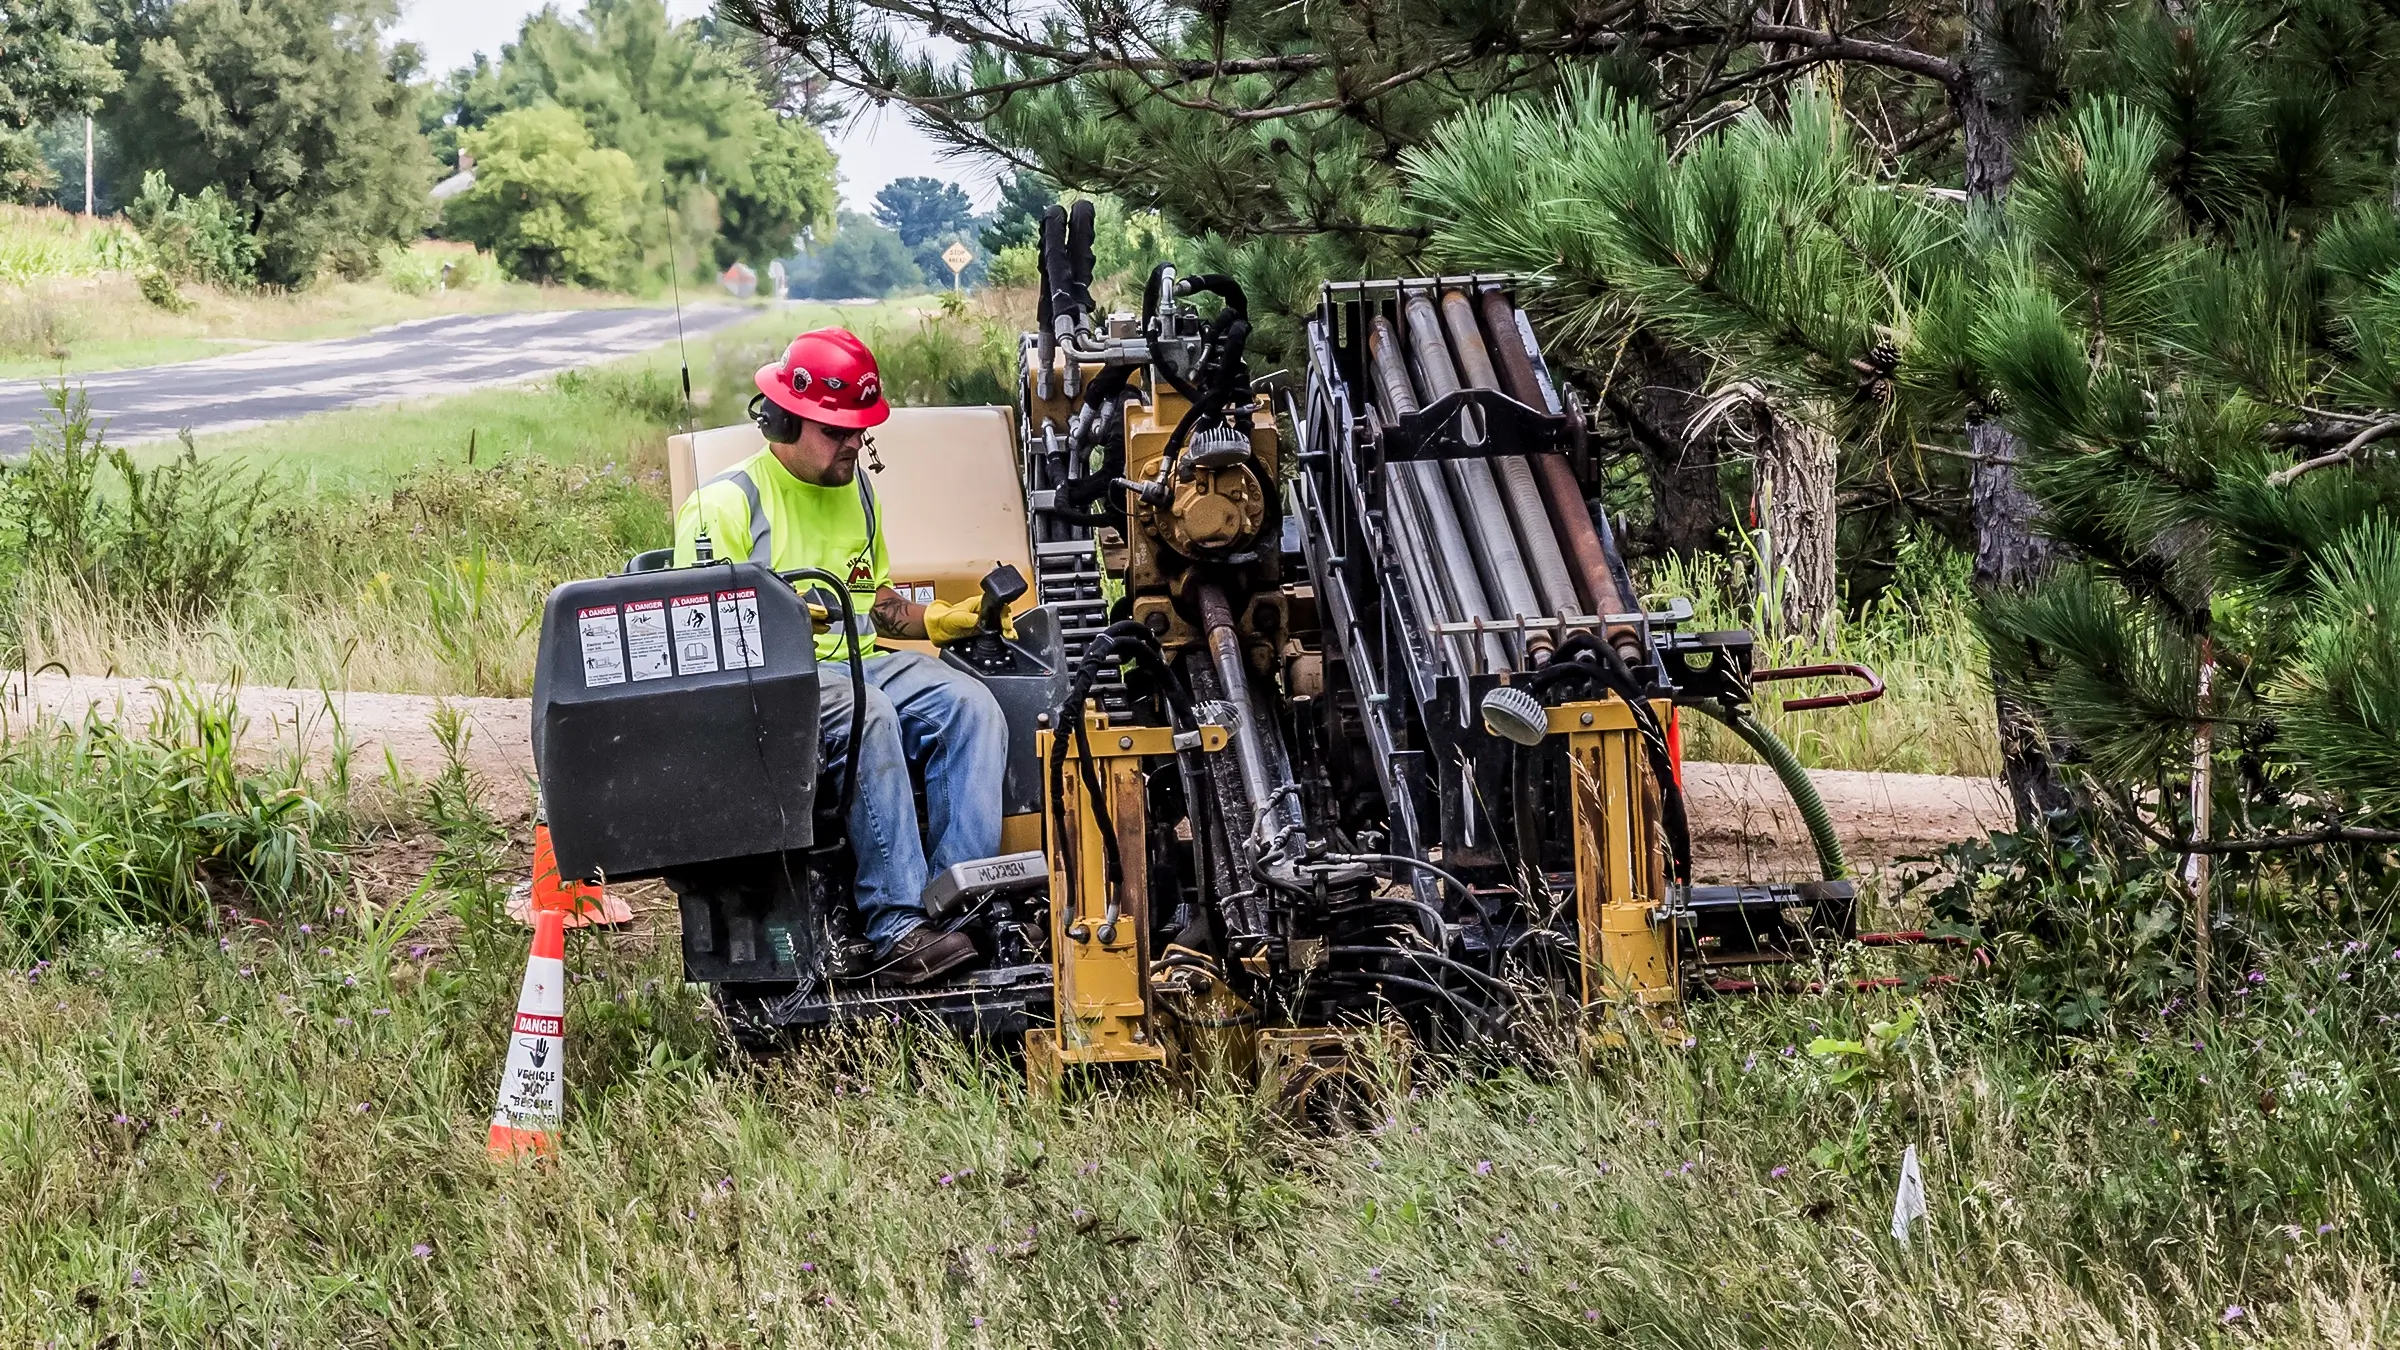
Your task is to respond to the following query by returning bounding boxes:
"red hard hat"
[754,327,890,430]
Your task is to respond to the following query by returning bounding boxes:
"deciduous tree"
[104,0,433,284]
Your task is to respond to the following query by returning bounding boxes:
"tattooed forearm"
[870,586,927,639]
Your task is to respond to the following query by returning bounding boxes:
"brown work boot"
[876,925,979,986]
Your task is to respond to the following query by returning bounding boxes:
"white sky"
[392,0,1006,211]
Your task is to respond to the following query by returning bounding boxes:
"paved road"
[0,304,752,454]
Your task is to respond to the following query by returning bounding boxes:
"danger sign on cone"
[488,906,567,1158]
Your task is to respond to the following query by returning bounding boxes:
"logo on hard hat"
[789,366,812,393]
[856,373,881,404]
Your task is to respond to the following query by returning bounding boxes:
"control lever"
[965,563,1028,672]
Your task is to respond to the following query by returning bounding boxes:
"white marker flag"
[1891,1144,1928,1246]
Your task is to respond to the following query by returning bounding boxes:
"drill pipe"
[1401,290,1552,662]
[1196,582,1301,851]
[1474,289,1645,662]
[1367,316,1509,674]
[1387,457,1481,677]
[1438,289,1583,633]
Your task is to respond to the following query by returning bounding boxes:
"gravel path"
[4,673,2011,885]
[0,304,751,454]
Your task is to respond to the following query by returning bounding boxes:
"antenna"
[664,179,696,438]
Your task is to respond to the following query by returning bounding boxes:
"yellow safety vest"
[671,447,889,663]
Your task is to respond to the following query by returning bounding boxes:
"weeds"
[124,170,260,294]
[0,203,140,286]
[0,688,341,955]
[0,388,274,626]
[378,242,499,295]
[4,395,666,695]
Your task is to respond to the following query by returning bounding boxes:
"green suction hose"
[1689,700,1848,881]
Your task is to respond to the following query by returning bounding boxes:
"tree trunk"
[1611,331,1733,557]
[1962,0,2075,827]
[1765,407,1840,647]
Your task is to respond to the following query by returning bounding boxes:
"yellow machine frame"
[1552,699,1679,1012]
[1025,712,1228,1088]
[1026,694,1681,1086]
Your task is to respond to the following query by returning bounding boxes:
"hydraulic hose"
[1689,699,1849,881]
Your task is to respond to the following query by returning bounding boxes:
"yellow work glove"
[804,599,833,632]
[923,597,1016,644]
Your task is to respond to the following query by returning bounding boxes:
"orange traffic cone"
[487,904,567,1159]
[509,818,634,928]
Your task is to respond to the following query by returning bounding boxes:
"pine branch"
[2266,419,2400,487]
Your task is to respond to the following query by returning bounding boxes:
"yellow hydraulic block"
[1550,698,1678,1015]
[1026,714,1226,1089]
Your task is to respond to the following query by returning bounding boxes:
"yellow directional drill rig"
[528,201,1879,1099]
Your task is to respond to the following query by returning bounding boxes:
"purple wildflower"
[412,1243,433,1259]
[1474,1159,1493,1176]
[1770,1166,1790,1179]
[2222,1306,2245,1324]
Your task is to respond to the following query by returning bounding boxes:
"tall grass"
[1652,534,1999,779]
[0,903,2391,1344]
[0,204,141,286]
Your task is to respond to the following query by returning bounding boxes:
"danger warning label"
[669,594,719,675]
[716,588,765,669]
[624,599,670,681]
[576,605,625,687]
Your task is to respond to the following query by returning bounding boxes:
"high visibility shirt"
[672,447,889,663]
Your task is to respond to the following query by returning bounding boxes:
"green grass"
[0,204,140,287]
[3,798,2393,1343]
[1653,540,2000,780]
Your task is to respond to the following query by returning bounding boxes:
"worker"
[672,328,1003,987]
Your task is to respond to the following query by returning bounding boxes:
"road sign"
[942,241,973,291]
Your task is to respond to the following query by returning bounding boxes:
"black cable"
[779,567,867,833]
[1326,945,1515,998]
[1310,971,1501,1034]
[1323,851,1481,908]
[1046,620,1193,919]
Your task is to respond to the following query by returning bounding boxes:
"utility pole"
[84,115,96,218]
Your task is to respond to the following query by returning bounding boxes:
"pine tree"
[1411,3,2400,883]
[725,0,1971,566]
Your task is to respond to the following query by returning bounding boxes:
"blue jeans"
[818,650,1007,951]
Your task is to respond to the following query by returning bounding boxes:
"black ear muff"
[748,392,805,444]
